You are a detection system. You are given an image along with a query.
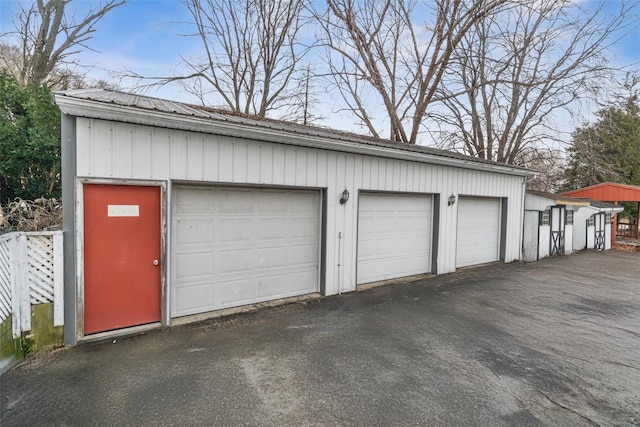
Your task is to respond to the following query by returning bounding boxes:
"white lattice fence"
[0,239,11,322]
[0,231,63,338]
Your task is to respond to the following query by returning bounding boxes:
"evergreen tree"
[564,93,640,190]
[0,72,61,202]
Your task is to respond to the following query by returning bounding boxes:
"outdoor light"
[340,188,350,205]
[448,194,456,206]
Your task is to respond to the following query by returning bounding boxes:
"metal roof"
[573,198,624,212]
[526,191,624,212]
[53,89,535,177]
[526,191,591,206]
[562,182,640,202]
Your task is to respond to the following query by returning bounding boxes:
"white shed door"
[357,193,432,285]
[171,186,320,318]
[456,197,501,268]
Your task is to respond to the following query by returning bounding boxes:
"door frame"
[168,181,325,319]
[76,178,167,341]
[355,190,436,285]
[455,195,504,268]
[594,212,606,250]
[549,205,566,257]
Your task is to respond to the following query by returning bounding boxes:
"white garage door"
[456,197,501,268]
[357,193,432,285]
[171,186,320,318]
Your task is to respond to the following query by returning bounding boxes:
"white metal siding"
[77,118,526,294]
[456,197,501,267]
[564,224,574,254]
[605,217,612,250]
[357,193,431,284]
[171,186,319,317]
[586,224,595,249]
[522,211,539,262]
[573,206,597,251]
[538,224,551,258]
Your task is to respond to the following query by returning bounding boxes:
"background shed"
[523,192,589,262]
[572,200,624,251]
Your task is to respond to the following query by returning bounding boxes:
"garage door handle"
[153,260,159,266]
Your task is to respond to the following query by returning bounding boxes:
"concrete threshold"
[357,273,434,292]
[80,322,162,343]
[170,293,324,327]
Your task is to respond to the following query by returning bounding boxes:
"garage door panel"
[219,190,253,211]
[355,261,377,283]
[357,193,432,285]
[257,247,286,268]
[257,219,287,239]
[175,284,213,313]
[175,220,213,245]
[174,187,214,212]
[376,216,397,232]
[220,219,253,242]
[289,218,317,238]
[287,244,318,266]
[256,193,288,212]
[359,216,375,231]
[396,218,417,232]
[290,199,318,213]
[257,270,316,299]
[358,196,374,210]
[174,252,213,279]
[456,197,500,268]
[218,249,254,274]
[358,240,375,257]
[374,238,397,256]
[218,278,254,306]
[172,186,319,318]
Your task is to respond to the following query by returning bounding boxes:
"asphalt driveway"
[2,250,639,426]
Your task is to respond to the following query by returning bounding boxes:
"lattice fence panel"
[27,235,55,304]
[0,239,11,323]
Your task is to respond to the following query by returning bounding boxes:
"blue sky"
[1,0,639,136]
[0,0,200,100]
[2,1,638,88]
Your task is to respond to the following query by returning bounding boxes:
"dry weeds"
[0,198,62,233]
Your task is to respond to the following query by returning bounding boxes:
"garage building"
[55,89,533,344]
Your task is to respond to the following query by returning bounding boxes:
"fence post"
[53,233,64,327]
[9,235,20,338]
[17,234,31,335]
[9,235,31,338]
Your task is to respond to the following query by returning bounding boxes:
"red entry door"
[83,184,161,334]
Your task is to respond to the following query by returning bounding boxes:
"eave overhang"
[54,94,535,178]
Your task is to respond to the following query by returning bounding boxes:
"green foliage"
[564,93,640,188]
[0,71,61,203]
[563,89,640,220]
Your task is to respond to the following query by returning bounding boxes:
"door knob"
[153,260,159,266]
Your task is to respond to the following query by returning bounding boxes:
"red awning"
[562,182,640,202]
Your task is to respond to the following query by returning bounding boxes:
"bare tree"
[276,64,325,125]
[175,0,310,117]
[519,148,567,192]
[317,0,507,144]
[563,127,623,189]
[2,0,124,88]
[436,0,638,164]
